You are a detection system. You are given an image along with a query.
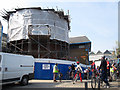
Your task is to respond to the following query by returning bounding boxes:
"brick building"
[69,36,91,65]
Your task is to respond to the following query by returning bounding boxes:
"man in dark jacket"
[99,56,110,88]
[117,55,120,78]
[117,58,120,79]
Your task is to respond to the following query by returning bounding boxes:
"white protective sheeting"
[8,9,69,42]
[89,54,104,62]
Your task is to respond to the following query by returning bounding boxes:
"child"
[58,71,63,82]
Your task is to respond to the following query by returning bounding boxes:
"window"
[79,45,85,48]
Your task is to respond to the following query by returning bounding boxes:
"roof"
[90,52,95,55]
[96,50,103,54]
[69,36,91,44]
[15,7,41,11]
[104,50,111,54]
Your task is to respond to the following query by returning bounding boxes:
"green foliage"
[116,41,120,56]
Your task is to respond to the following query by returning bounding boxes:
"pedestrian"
[105,58,110,81]
[97,66,100,72]
[84,69,87,80]
[87,67,91,79]
[96,66,100,75]
[91,60,96,77]
[116,58,120,79]
[99,56,110,88]
[70,63,75,80]
[110,66,114,81]
[111,62,117,80]
[68,66,72,79]
[53,63,59,82]
[73,61,83,84]
[58,70,63,82]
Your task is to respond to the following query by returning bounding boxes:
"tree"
[116,41,120,56]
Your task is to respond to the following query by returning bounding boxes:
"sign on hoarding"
[42,64,50,70]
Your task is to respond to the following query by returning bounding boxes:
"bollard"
[98,80,100,90]
[85,82,88,90]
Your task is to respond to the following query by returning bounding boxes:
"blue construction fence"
[34,62,92,80]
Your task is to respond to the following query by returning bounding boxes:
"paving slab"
[2,79,120,89]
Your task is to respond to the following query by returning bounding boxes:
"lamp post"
[0,23,3,52]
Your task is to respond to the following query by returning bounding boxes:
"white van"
[0,52,34,85]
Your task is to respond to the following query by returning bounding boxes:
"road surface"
[2,79,120,90]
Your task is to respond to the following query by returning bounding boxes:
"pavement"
[2,79,120,90]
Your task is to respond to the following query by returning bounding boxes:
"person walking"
[58,71,63,82]
[110,66,114,81]
[73,61,83,84]
[91,61,96,72]
[99,56,110,88]
[106,58,110,81]
[53,63,59,82]
[111,62,117,80]
[87,67,91,80]
[91,60,96,77]
[116,59,120,79]
[70,63,75,80]
[84,69,87,80]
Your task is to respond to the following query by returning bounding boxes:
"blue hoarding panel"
[34,62,85,80]
[34,62,71,80]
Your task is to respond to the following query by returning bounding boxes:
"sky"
[0,0,118,53]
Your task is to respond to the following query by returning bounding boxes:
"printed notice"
[42,64,50,70]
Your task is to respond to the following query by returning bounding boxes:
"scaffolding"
[1,7,70,60]
[7,35,69,59]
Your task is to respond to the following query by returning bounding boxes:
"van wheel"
[20,76,28,86]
